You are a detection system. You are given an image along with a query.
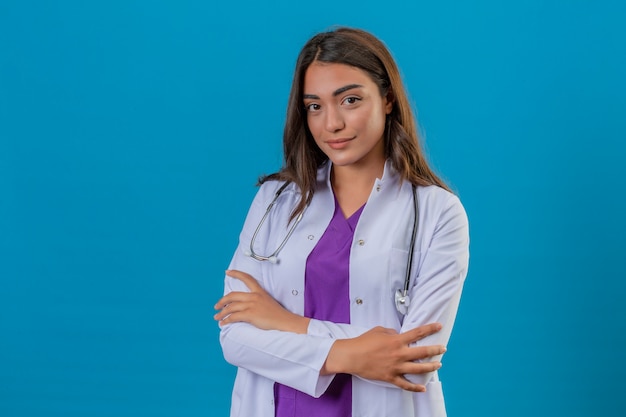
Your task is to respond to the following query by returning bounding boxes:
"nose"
[324,106,345,132]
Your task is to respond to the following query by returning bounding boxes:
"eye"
[305,103,321,112]
[342,96,361,106]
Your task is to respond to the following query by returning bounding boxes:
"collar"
[318,159,403,194]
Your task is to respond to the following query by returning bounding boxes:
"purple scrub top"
[274,197,365,417]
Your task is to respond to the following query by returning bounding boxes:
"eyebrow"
[303,84,364,100]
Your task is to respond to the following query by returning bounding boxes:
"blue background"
[1,1,625,416]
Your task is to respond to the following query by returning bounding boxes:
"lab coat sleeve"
[307,319,371,339]
[218,184,336,398]
[401,193,469,386]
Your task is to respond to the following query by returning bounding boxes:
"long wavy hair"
[260,27,450,219]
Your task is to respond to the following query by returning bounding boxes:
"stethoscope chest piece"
[395,290,411,315]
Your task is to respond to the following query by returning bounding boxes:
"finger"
[214,308,231,321]
[214,297,258,322]
[226,270,264,291]
[214,291,253,309]
[390,376,426,393]
[370,326,399,335]
[400,360,442,376]
[216,311,251,325]
[405,344,447,360]
[400,322,442,343]
[214,294,232,310]
[214,299,246,320]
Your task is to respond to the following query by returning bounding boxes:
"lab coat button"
[376,184,381,192]
[356,298,363,305]
[292,290,298,296]
[358,239,365,246]
[308,235,314,240]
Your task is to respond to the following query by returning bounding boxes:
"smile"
[326,137,355,149]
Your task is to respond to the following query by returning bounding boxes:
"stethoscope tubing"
[246,182,302,263]
[244,181,419,314]
[403,185,419,296]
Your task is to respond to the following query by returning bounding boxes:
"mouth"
[325,137,355,149]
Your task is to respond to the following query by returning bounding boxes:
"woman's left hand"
[214,270,310,334]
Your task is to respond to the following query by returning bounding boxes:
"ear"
[384,90,394,114]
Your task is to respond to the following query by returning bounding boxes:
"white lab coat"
[219,160,469,417]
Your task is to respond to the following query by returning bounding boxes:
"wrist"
[283,314,310,334]
[322,339,350,375]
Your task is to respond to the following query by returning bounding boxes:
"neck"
[330,158,386,218]
[332,163,383,191]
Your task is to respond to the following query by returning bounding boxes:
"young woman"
[214,27,469,417]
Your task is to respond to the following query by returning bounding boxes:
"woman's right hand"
[321,322,445,392]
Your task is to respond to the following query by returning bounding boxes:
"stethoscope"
[244,182,419,315]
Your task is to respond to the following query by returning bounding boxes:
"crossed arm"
[215,269,445,393]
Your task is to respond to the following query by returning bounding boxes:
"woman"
[214,27,469,417]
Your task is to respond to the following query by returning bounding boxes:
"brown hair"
[260,27,450,219]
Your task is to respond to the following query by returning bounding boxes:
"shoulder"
[417,184,462,207]
[249,179,302,217]
[416,185,468,230]
[255,179,298,201]
[257,179,287,198]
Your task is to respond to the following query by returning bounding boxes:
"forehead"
[303,62,374,94]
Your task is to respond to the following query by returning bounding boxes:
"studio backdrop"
[1,1,625,416]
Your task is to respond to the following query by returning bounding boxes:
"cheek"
[306,116,323,142]
[361,108,386,138]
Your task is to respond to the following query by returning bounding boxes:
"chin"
[327,155,359,167]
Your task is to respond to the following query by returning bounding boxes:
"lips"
[326,137,355,150]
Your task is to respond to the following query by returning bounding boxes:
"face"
[303,62,392,170]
